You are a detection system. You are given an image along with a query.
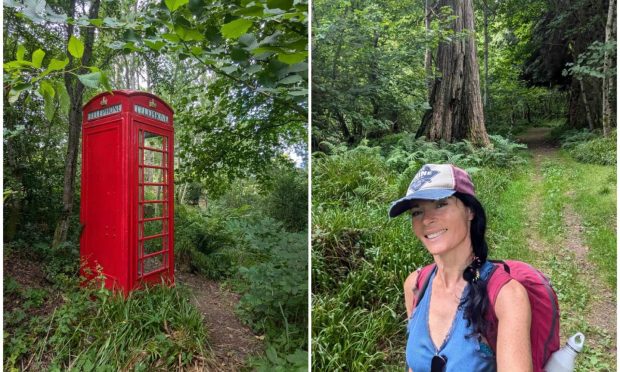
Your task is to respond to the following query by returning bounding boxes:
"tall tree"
[52,0,101,247]
[419,0,490,146]
[602,0,616,137]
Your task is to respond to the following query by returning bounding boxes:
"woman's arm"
[494,279,533,372]
[403,270,420,319]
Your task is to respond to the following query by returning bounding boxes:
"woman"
[389,164,532,372]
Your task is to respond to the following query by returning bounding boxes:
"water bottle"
[544,332,585,372]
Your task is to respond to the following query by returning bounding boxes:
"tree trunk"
[425,0,433,100]
[52,0,101,247]
[335,109,353,144]
[578,78,594,131]
[421,0,490,146]
[4,103,22,242]
[483,0,489,108]
[602,0,616,137]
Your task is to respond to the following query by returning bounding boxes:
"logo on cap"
[410,165,439,192]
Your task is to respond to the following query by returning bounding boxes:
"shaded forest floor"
[516,127,616,370]
[176,272,263,371]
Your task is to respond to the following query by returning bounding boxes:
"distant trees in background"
[312,0,616,148]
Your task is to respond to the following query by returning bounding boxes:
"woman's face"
[410,196,474,256]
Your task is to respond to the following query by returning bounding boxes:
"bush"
[567,131,616,165]
[262,168,308,232]
[236,231,307,350]
[557,129,598,149]
[174,205,237,279]
[313,143,396,206]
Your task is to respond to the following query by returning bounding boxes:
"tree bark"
[578,78,595,131]
[602,0,616,137]
[425,0,433,100]
[4,103,22,242]
[52,0,101,247]
[483,0,489,108]
[420,0,490,146]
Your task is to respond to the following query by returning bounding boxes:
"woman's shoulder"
[495,279,530,318]
[403,269,420,290]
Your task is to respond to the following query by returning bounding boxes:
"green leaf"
[144,39,166,51]
[8,82,32,104]
[55,80,70,116]
[39,80,55,98]
[287,89,307,96]
[103,17,122,27]
[174,25,205,41]
[235,6,264,17]
[89,18,103,27]
[238,34,258,48]
[277,52,307,64]
[100,72,112,91]
[162,33,181,43]
[43,91,56,121]
[221,65,238,74]
[32,49,45,68]
[16,45,26,61]
[68,36,84,58]
[221,19,253,40]
[122,29,140,43]
[46,58,69,72]
[8,89,22,104]
[251,46,282,55]
[77,72,102,88]
[165,0,189,12]
[267,0,293,10]
[277,74,302,85]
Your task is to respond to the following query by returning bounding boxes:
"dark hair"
[453,192,490,338]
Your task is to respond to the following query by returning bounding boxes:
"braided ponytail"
[454,192,491,337]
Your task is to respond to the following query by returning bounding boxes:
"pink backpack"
[414,260,560,371]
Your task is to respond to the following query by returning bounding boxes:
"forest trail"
[516,127,616,361]
[176,272,263,371]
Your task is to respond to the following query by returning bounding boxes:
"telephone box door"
[135,124,174,285]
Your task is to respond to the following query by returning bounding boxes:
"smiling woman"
[390,164,534,372]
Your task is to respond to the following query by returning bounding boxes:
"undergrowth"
[556,129,616,166]
[175,164,309,371]
[4,279,209,371]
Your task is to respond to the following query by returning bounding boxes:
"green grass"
[570,162,616,289]
[4,282,209,371]
[534,152,616,372]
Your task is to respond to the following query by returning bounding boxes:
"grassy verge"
[536,154,616,372]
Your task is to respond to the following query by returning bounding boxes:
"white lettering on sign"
[87,104,122,121]
[134,104,169,123]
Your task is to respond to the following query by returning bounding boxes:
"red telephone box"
[80,90,174,295]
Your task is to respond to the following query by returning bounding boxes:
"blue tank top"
[406,262,496,371]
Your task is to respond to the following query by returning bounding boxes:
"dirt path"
[516,127,616,356]
[176,272,263,371]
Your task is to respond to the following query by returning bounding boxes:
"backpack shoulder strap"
[414,264,436,309]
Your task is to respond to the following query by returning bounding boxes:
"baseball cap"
[388,163,475,218]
